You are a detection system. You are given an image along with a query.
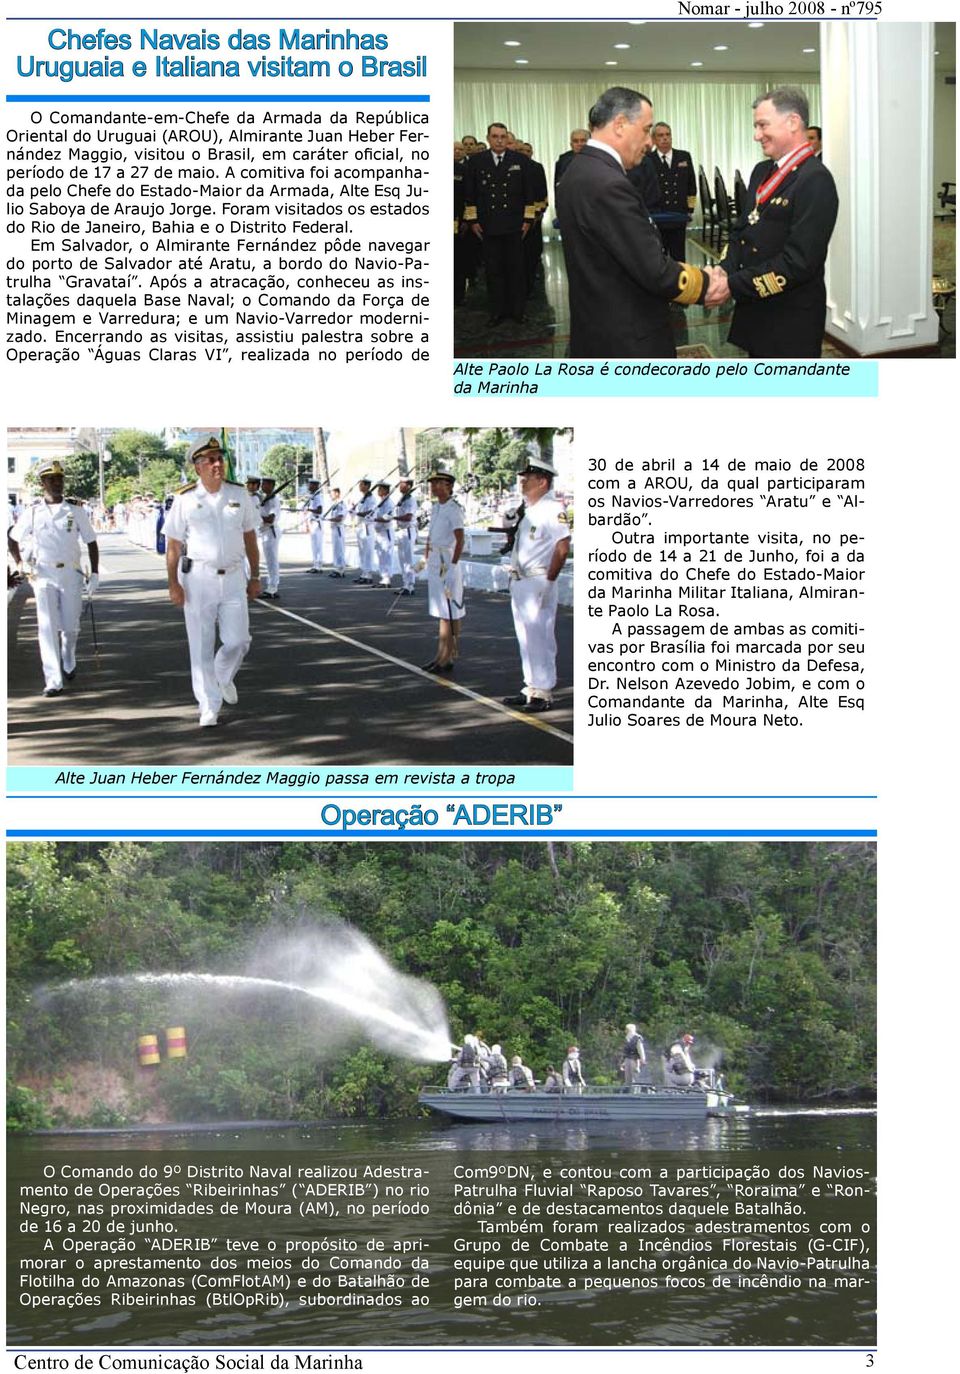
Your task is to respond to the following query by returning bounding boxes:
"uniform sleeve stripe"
[672,265,706,306]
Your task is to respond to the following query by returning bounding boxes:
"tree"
[104,429,169,480]
[106,457,182,506]
[444,428,574,494]
[414,431,458,486]
[262,444,311,489]
[22,453,99,501]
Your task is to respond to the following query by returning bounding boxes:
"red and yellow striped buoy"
[137,1034,160,1067]
[165,1027,187,1059]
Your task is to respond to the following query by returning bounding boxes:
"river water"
[8,1109,875,1348]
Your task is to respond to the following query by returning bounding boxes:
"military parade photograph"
[6,426,574,766]
[454,20,955,360]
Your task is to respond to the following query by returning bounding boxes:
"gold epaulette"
[65,497,82,506]
[176,481,197,494]
[672,264,706,307]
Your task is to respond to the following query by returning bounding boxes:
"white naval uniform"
[374,495,396,584]
[426,498,465,620]
[326,499,347,571]
[394,491,419,591]
[509,495,569,701]
[163,481,258,720]
[259,492,282,593]
[353,491,377,577]
[307,489,325,569]
[12,499,96,691]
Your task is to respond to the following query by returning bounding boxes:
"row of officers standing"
[242,473,421,598]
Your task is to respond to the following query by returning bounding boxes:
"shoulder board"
[65,497,82,506]
[176,481,197,494]
[225,479,244,487]
[451,499,464,510]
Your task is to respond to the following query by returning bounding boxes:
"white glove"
[86,573,99,598]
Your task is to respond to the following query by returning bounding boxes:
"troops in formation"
[11,442,571,729]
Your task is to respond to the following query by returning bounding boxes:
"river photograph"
[7,840,876,1347]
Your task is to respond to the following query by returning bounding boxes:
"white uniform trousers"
[261,528,281,593]
[181,564,251,718]
[310,520,325,570]
[330,524,346,571]
[427,549,465,620]
[396,528,416,590]
[375,529,395,583]
[359,526,376,577]
[510,574,559,700]
[33,566,83,690]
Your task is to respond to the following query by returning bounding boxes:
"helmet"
[625,1023,637,1034]
[511,1056,522,1067]
[491,1044,502,1055]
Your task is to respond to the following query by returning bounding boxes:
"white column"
[822,21,939,355]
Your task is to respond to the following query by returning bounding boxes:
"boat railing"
[420,1081,713,1098]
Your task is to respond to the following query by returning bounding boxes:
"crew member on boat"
[563,1045,586,1095]
[622,1022,647,1088]
[509,1055,535,1091]
[665,1033,697,1087]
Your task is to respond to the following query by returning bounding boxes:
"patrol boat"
[418,1072,745,1123]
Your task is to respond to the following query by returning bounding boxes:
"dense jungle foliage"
[6,841,876,1127]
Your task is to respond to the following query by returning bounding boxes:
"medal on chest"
[749,143,815,224]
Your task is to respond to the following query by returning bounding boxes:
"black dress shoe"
[43,687,63,697]
[502,693,529,707]
[521,698,552,713]
[421,660,438,671]
[63,669,76,682]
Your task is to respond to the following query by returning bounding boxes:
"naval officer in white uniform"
[326,487,347,576]
[423,467,465,673]
[502,455,570,713]
[393,478,419,595]
[9,460,100,697]
[305,478,326,572]
[163,434,260,727]
[258,476,282,599]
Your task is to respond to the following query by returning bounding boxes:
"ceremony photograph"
[453,20,955,361]
[6,426,574,766]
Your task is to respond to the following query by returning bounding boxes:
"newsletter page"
[4,3,954,1374]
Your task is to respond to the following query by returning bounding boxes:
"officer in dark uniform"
[454,141,469,305]
[520,141,549,296]
[554,128,589,196]
[644,122,697,261]
[462,122,537,324]
[557,88,711,359]
[717,87,838,358]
